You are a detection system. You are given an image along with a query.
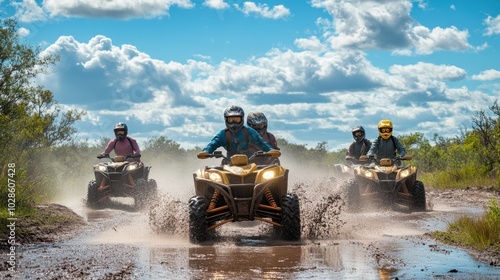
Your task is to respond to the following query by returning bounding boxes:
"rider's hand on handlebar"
[97,153,108,159]
[197,151,210,159]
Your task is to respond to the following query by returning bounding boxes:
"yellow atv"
[344,155,426,212]
[189,150,301,243]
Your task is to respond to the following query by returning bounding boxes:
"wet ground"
[2,174,500,279]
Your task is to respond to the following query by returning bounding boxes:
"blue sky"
[1,0,500,151]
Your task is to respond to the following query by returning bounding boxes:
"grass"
[0,204,85,241]
[420,170,499,191]
[432,198,500,251]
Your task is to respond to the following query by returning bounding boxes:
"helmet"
[224,105,244,133]
[377,120,393,140]
[113,122,128,141]
[247,112,268,136]
[351,126,365,143]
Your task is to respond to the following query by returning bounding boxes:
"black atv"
[87,154,157,210]
[189,150,301,244]
[344,155,426,212]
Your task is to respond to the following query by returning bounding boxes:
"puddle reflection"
[140,241,386,279]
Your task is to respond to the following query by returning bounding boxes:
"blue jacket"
[367,136,406,159]
[203,126,274,157]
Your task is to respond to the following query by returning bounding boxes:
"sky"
[1,0,500,151]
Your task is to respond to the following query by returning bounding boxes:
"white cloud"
[472,69,500,81]
[203,0,229,10]
[234,2,290,19]
[42,0,194,19]
[484,14,500,36]
[294,36,327,52]
[12,0,46,22]
[389,62,466,81]
[17,27,30,37]
[37,34,500,151]
[410,25,471,54]
[311,0,473,54]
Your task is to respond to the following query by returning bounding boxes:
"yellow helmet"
[378,120,393,140]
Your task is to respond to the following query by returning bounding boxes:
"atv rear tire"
[409,180,426,211]
[345,179,361,212]
[189,196,209,244]
[134,178,149,210]
[281,193,301,241]
[86,180,100,209]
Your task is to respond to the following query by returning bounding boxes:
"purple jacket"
[103,137,141,162]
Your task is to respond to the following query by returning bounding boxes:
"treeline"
[1,18,499,214]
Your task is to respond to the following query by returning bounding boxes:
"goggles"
[379,128,392,133]
[115,130,126,135]
[226,116,242,124]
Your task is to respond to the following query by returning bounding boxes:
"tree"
[0,18,84,208]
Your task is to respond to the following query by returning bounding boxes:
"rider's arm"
[247,127,273,152]
[131,138,141,155]
[102,139,115,155]
[394,137,406,157]
[203,129,226,153]
[267,132,279,149]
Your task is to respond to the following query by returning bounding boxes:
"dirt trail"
[2,175,500,279]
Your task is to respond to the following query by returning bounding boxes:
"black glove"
[97,153,108,159]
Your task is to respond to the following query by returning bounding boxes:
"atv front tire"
[409,180,426,211]
[345,179,361,212]
[86,180,100,209]
[281,193,301,241]
[189,196,209,243]
[134,178,149,210]
[148,179,158,198]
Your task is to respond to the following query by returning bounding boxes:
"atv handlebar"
[358,154,412,164]
[97,153,141,161]
[197,150,281,161]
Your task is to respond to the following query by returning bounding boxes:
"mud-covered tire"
[86,180,100,209]
[410,180,426,211]
[189,196,209,244]
[345,179,361,212]
[148,179,158,198]
[281,193,301,241]
[134,178,149,210]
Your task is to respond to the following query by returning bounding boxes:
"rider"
[198,105,277,161]
[246,111,279,153]
[100,122,141,162]
[366,120,406,160]
[346,125,371,160]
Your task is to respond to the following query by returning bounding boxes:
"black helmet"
[114,122,128,141]
[247,112,268,136]
[352,126,365,143]
[224,105,244,133]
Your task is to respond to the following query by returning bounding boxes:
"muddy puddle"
[3,172,500,279]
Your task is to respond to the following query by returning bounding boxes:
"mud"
[2,164,500,279]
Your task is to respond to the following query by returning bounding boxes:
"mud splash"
[148,175,347,241]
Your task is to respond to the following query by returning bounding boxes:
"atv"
[343,155,426,212]
[333,156,364,180]
[87,154,157,210]
[189,150,301,244]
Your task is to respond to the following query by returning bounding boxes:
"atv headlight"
[363,170,374,178]
[262,170,276,181]
[400,169,410,178]
[97,165,107,172]
[127,163,138,171]
[209,173,223,183]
